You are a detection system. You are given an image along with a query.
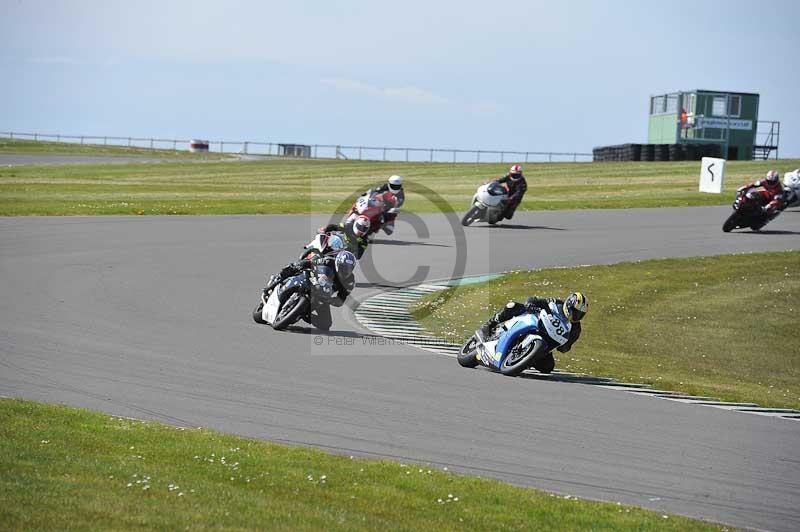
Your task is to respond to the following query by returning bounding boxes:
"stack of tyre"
[592,142,723,162]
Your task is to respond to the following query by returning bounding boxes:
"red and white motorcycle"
[345,190,398,238]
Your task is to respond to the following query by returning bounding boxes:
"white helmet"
[388,175,403,193]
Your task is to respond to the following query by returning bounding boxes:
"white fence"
[0,130,593,164]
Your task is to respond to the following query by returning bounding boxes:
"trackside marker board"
[700,157,726,193]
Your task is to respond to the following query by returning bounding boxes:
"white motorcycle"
[783,170,800,209]
[461,181,509,226]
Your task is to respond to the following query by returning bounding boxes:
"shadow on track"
[729,229,800,235]
[370,239,452,247]
[468,224,567,231]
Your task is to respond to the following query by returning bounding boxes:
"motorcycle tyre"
[722,213,739,233]
[461,206,482,227]
[253,302,267,324]
[271,294,310,331]
[500,339,546,377]
[457,336,481,368]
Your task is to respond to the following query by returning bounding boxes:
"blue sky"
[2,0,799,156]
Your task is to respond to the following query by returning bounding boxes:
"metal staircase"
[752,121,780,160]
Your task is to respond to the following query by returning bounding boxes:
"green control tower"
[647,90,779,160]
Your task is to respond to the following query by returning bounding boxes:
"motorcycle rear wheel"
[272,293,310,331]
[457,336,481,368]
[461,206,481,226]
[500,339,546,377]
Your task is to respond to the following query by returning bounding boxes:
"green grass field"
[411,251,800,410]
[1,139,797,215]
[0,398,730,531]
[0,138,229,159]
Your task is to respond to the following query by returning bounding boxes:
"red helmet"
[764,170,782,192]
[353,215,371,237]
[509,164,523,179]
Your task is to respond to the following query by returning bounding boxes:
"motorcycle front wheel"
[271,293,310,331]
[500,338,546,377]
[722,212,739,232]
[457,336,481,368]
[461,206,482,226]
[252,302,267,324]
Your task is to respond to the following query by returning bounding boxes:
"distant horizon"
[2,0,798,159]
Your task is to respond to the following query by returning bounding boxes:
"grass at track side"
[0,138,228,159]
[411,251,800,410]
[1,140,797,215]
[0,398,729,531]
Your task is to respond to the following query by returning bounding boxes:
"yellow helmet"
[564,292,588,323]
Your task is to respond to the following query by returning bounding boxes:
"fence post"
[243,141,248,155]
[313,145,317,158]
[173,140,177,151]
[453,150,456,163]
[80,136,84,145]
[358,147,362,160]
[500,151,504,163]
[430,149,434,162]
[57,134,60,142]
[128,137,132,147]
[220,142,224,153]
[548,152,552,162]
[525,152,529,163]
[104,137,108,146]
[383,148,386,161]
[477,150,481,163]
[34,133,38,141]
[405,149,409,162]
[150,138,154,149]
[573,153,577,162]
[9,132,12,139]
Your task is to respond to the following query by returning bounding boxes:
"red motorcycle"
[345,190,397,237]
[722,190,773,232]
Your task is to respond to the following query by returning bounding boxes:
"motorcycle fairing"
[263,273,305,324]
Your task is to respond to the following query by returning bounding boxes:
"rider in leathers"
[263,251,356,330]
[477,292,588,373]
[496,164,527,220]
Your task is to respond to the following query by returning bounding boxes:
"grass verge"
[0,398,729,531]
[411,251,800,410]
[0,138,228,159]
[1,140,798,215]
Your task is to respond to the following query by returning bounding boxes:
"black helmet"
[563,292,588,323]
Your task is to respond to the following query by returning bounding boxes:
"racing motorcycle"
[461,181,509,226]
[457,305,569,377]
[722,190,773,232]
[252,264,336,330]
[346,190,396,237]
[784,170,800,209]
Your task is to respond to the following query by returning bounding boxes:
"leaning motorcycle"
[783,170,800,209]
[461,181,509,226]
[346,190,395,236]
[722,190,772,232]
[253,264,336,330]
[457,306,569,377]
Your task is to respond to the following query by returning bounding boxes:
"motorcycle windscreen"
[495,314,540,365]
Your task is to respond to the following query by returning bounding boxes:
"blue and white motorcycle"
[457,303,571,377]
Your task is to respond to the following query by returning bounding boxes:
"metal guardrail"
[0,130,593,164]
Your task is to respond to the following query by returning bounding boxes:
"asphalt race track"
[2,208,799,531]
